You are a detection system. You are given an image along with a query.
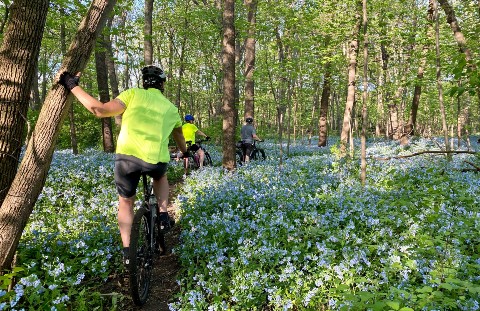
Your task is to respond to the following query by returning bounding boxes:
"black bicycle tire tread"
[129,207,151,305]
[204,152,213,166]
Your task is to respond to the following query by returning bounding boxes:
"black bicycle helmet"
[141,65,166,88]
[245,117,253,123]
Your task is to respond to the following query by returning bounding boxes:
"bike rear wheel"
[236,150,244,166]
[129,207,153,305]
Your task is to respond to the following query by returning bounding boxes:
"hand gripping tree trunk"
[0,0,116,271]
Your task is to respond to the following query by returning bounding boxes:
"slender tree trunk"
[144,0,154,65]
[318,64,331,147]
[105,16,121,127]
[60,9,79,155]
[340,4,361,155]
[31,64,41,110]
[221,0,236,170]
[244,0,257,119]
[0,0,116,271]
[275,27,287,164]
[310,80,320,143]
[95,36,115,153]
[433,0,450,153]
[0,0,49,209]
[360,0,368,186]
[175,36,187,109]
[404,2,434,142]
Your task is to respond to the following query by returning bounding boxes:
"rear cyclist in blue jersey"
[59,65,188,265]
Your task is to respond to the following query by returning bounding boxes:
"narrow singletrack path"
[104,182,182,311]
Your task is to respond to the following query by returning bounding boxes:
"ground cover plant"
[173,137,480,310]
[0,137,479,310]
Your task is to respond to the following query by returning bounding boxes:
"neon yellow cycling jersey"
[116,88,182,163]
[182,122,198,144]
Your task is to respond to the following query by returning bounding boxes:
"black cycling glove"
[205,136,211,141]
[59,72,80,91]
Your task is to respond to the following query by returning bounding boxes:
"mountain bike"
[128,172,166,305]
[236,140,266,165]
[185,138,213,170]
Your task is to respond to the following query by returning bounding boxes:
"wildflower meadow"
[1,137,480,310]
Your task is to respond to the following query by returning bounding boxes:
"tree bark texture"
[0,0,116,270]
[221,0,236,170]
[0,0,49,208]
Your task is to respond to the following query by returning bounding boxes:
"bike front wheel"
[251,148,266,160]
[129,207,153,305]
[203,152,213,166]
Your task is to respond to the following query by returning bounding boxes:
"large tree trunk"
[0,0,49,208]
[221,0,236,170]
[0,0,116,271]
[144,0,154,65]
[340,5,361,155]
[244,0,257,120]
[95,36,115,153]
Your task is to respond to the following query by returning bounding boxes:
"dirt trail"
[105,182,182,311]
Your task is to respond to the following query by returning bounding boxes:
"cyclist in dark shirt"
[240,117,262,162]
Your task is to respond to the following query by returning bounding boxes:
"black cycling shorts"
[114,154,168,198]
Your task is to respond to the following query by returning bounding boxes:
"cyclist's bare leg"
[183,157,188,174]
[153,174,169,213]
[118,195,135,247]
[198,148,205,168]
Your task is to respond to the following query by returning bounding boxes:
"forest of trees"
[0,0,479,271]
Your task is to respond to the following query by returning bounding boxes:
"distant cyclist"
[181,114,210,172]
[240,116,262,162]
[59,65,188,266]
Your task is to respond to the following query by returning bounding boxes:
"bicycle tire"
[236,150,244,166]
[189,154,199,169]
[203,152,213,166]
[129,207,153,305]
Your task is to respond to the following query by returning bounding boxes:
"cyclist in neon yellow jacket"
[59,65,188,266]
[182,114,209,172]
